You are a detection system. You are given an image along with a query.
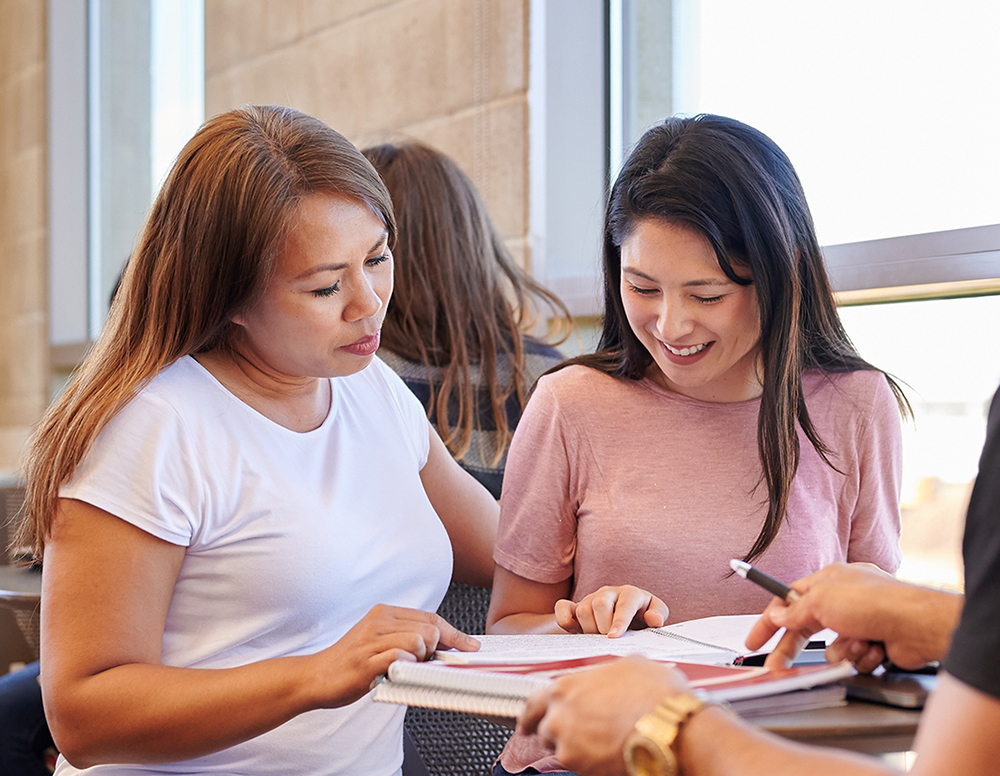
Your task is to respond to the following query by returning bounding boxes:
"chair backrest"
[405,581,513,776]
[1,482,26,566]
[0,483,40,659]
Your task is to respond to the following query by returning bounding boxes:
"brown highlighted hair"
[19,105,395,560]
[362,141,571,464]
[563,114,908,563]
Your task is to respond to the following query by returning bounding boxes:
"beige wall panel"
[2,65,45,157]
[301,0,396,30]
[485,0,528,100]
[0,0,45,74]
[204,72,241,119]
[305,20,361,138]
[355,0,476,135]
[1,148,45,234]
[206,47,319,117]
[0,77,10,157]
[3,318,47,413]
[1,232,45,317]
[204,0,305,76]
[0,429,31,470]
[479,93,527,240]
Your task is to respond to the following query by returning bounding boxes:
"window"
[48,0,203,378]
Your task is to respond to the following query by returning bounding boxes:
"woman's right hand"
[555,585,669,638]
[746,562,963,671]
[312,604,481,707]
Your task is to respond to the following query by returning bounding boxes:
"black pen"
[730,559,801,602]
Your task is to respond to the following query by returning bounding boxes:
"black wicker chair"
[0,482,40,658]
[405,581,513,776]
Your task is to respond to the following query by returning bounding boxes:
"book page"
[436,630,738,666]
[652,614,776,654]
[652,614,838,657]
[438,615,838,666]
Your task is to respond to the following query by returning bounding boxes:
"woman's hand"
[555,585,669,638]
[311,605,480,707]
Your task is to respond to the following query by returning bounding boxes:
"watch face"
[626,736,678,776]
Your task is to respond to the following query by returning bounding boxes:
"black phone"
[841,671,937,709]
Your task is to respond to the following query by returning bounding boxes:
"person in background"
[362,140,570,500]
[0,661,56,774]
[486,114,909,774]
[17,105,498,776]
[515,386,1000,776]
[360,141,570,776]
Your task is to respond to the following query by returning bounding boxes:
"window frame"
[531,0,1000,316]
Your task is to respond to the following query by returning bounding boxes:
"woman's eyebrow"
[294,231,389,279]
[621,266,733,288]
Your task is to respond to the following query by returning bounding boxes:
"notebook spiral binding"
[648,629,737,658]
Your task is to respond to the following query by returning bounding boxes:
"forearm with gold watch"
[624,689,719,776]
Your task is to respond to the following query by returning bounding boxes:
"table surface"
[485,695,921,756]
[752,698,921,755]
[0,565,42,603]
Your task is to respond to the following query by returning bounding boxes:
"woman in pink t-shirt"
[486,114,909,775]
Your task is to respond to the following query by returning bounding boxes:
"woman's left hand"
[554,585,669,638]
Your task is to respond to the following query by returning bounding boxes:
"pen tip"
[729,558,747,574]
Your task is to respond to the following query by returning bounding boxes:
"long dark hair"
[567,114,907,563]
[20,105,395,561]
[362,141,571,464]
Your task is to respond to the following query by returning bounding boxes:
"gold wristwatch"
[624,690,711,776]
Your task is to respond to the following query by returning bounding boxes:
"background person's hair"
[564,113,908,563]
[18,105,395,561]
[362,141,571,464]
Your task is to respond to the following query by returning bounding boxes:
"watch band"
[624,691,711,776]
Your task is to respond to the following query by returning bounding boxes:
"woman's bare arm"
[42,498,476,768]
[420,424,499,588]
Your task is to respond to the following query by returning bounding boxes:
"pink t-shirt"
[494,365,903,772]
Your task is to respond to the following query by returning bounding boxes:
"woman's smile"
[660,340,711,361]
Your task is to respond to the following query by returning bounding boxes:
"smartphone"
[841,671,937,709]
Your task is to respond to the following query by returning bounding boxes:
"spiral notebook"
[372,654,854,721]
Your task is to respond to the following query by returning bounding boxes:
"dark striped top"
[378,338,566,499]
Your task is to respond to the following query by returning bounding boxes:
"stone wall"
[204,0,531,267]
[0,1,48,471]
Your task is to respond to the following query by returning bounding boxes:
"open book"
[373,654,855,722]
[435,614,834,667]
[373,615,847,721]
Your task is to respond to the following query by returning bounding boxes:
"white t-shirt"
[57,355,454,775]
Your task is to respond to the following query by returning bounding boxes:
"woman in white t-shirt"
[17,105,498,775]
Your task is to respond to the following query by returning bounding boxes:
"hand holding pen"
[733,560,887,669]
[732,561,959,671]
